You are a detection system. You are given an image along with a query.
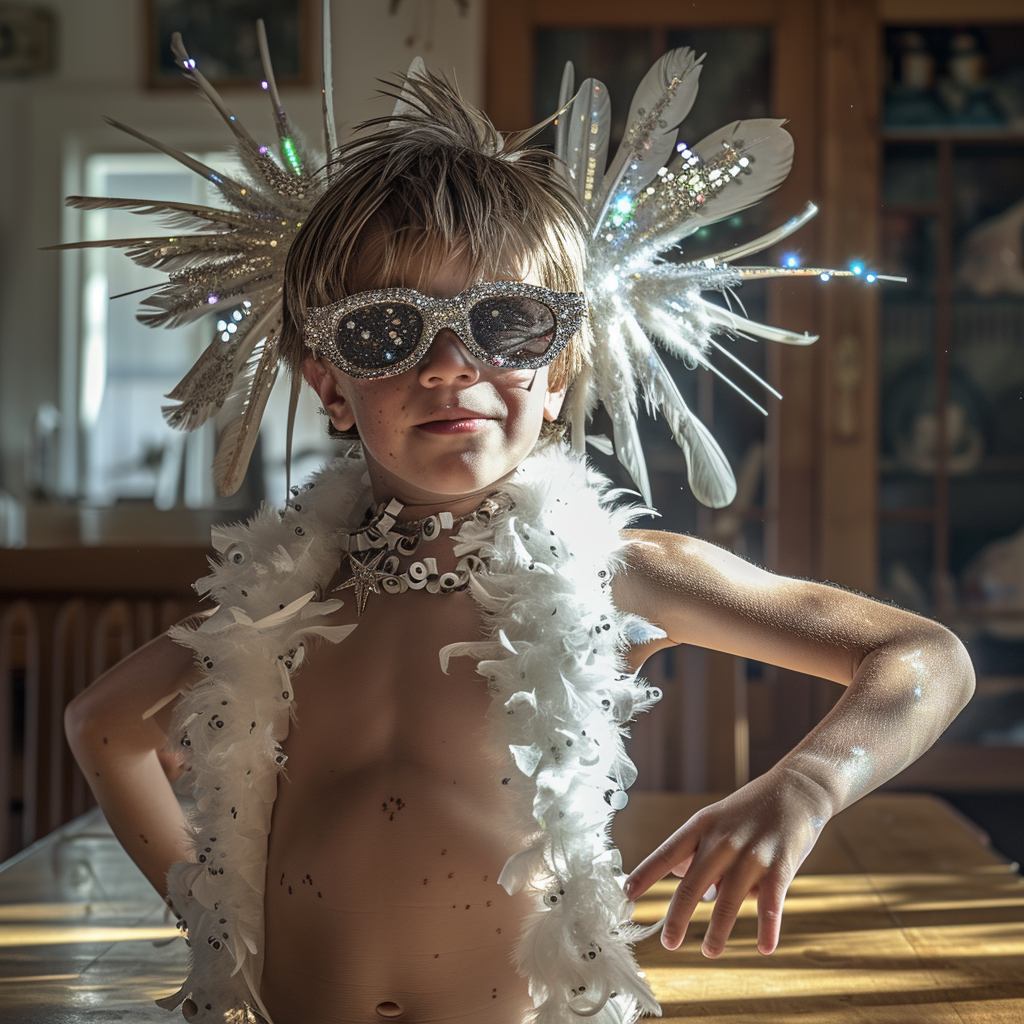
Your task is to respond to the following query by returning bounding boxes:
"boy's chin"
[409,462,517,500]
[371,454,522,506]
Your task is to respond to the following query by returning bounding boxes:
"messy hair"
[281,70,590,403]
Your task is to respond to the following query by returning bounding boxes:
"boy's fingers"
[700,877,754,957]
[625,818,703,899]
[660,850,728,950]
[756,878,788,954]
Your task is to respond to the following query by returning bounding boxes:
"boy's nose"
[418,328,480,387]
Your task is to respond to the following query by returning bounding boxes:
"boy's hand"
[623,766,831,957]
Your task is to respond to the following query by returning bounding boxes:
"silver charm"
[334,547,391,616]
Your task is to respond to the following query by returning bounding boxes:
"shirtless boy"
[64,64,974,1024]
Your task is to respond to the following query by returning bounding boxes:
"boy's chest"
[281,586,500,785]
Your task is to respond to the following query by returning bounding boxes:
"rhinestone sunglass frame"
[303,281,587,379]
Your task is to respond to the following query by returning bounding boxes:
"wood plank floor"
[0,793,1022,1022]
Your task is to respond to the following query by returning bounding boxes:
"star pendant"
[335,546,392,616]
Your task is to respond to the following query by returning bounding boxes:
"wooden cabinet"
[485,0,1024,792]
[873,10,1024,790]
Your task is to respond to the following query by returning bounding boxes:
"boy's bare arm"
[65,629,202,899]
[612,529,975,958]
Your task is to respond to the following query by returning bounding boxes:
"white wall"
[0,0,483,497]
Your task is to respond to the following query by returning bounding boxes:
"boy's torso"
[260,553,536,1024]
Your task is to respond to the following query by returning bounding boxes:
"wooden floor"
[1,793,1022,1022]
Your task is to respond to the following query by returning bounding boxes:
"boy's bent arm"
[65,630,202,899]
[613,529,975,957]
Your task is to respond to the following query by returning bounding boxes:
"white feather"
[650,118,793,251]
[565,78,612,209]
[595,49,704,231]
[620,315,737,508]
[554,61,575,165]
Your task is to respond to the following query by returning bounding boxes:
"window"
[75,151,331,511]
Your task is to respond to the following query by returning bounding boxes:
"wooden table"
[0,794,1021,1022]
[614,793,1024,1022]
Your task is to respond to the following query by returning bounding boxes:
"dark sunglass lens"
[469,296,556,361]
[334,303,422,370]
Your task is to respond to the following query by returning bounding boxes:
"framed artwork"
[145,0,312,89]
[0,5,55,76]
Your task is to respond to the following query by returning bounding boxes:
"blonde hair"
[281,70,590,398]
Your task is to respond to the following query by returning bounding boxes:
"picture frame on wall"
[145,0,312,89]
[0,5,55,77]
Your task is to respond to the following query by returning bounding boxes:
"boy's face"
[303,252,566,512]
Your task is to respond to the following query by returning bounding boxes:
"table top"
[613,793,1024,1022]
[1,793,1021,1023]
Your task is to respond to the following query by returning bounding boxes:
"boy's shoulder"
[619,527,710,574]
[614,527,765,626]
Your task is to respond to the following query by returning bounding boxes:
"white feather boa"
[158,444,666,1023]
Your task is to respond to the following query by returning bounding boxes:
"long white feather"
[621,315,736,508]
[554,61,575,164]
[320,0,338,165]
[699,296,818,345]
[708,200,817,264]
[565,78,612,209]
[594,49,704,232]
[659,118,793,248]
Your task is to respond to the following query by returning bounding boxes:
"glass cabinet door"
[880,23,1024,783]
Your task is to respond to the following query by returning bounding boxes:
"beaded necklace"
[335,492,513,614]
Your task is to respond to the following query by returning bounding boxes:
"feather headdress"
[46,8,342,496]
[48,1,898,503]
[555,56,904,506]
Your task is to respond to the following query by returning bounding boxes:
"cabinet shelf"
[883,130,1024,144]
[879,507,936,522]
[880,458,1024,476]
[883,201,940,215]
[877,23,1024,793]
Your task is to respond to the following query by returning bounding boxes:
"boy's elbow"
[948,631,976,711]
[64,690,95,749]
[65,686,112,752]
[926,623,975,714]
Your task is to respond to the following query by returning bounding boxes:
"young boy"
[64,60,973,1024]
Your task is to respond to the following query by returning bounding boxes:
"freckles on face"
[326,357,552,501]
[315,251,566,502]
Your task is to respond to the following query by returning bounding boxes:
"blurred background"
[0,0,1021,866]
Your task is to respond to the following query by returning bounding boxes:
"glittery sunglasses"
[303,282,587,379]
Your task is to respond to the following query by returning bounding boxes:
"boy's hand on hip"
[623,767,831,957]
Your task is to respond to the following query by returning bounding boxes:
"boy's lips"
[416,408,496,433]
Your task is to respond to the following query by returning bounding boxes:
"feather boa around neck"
[159,444,666,1024]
